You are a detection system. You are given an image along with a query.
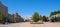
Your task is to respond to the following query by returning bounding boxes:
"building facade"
[49,14,60,19]
[8,13,24,23]
[0,1,24,23]
[13,13,24,22]
[8,14,14,23]
[0,1,8,17]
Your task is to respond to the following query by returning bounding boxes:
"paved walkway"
[0,22,60,27]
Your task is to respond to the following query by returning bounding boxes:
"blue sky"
[1,0,60,19]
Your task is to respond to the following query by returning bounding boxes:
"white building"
[49,14,60,20]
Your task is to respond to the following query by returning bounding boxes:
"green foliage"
[43,16,48,22]
[13,17,16,22]
[0,13,6,22]
[55,17,60,22]
[50,10,60,16]
[50,10,60,22]
[39,15,43,20]
[51,17,60,22]
[0,13,3,21]
[32,12,40,22]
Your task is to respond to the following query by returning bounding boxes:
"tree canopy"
[32,12,40,22]
[39,15,43,20]
[0,13,6,22]
[50,10,60,16]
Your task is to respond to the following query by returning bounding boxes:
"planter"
[30,20,43,24]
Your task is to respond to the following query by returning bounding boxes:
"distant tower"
[0,1,8,17]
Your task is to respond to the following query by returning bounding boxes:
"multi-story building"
[8,13,24,23]
[8,14,14,23]
[0,1,8,17]
[13,13,24,22]
[0,1,24,23]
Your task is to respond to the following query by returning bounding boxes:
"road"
[0,22,60,27]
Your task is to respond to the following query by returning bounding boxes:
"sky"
[1,0,60,19]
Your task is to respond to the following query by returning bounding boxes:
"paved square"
[0,22,60,27]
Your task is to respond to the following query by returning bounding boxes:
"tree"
[39,15,43,20]
[51,17,60,22]
[43,16,48,22]
[55,17,60,22]
[50,10,60,16]
[50,10,60,22]
[0,13,6,23]
[0,13,3,21]
[14,17,17,23]
[32,12,40,22]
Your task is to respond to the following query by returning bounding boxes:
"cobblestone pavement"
[0,22,60,27]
